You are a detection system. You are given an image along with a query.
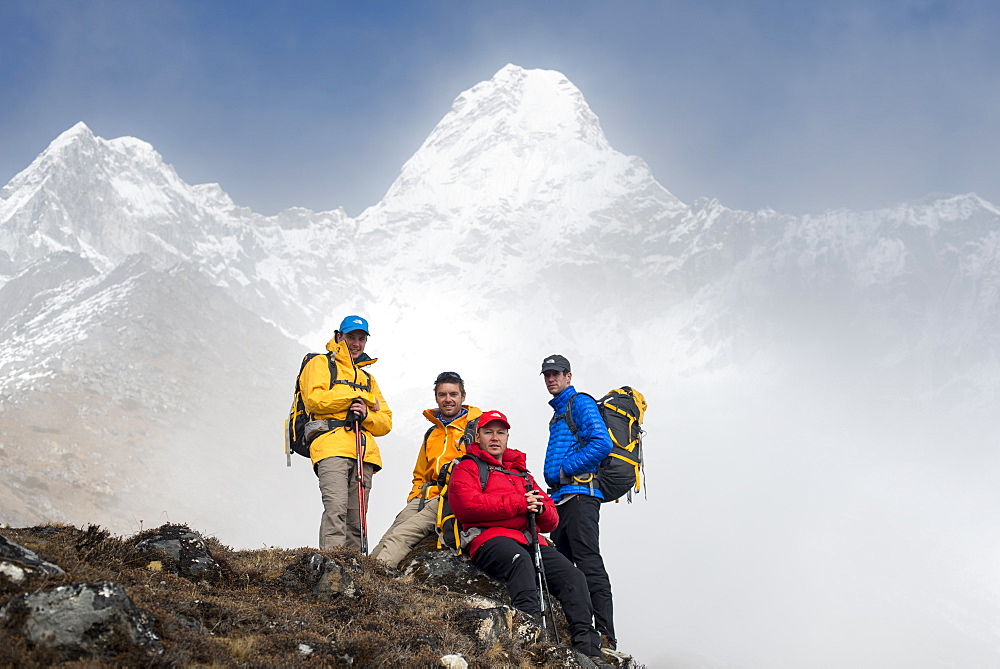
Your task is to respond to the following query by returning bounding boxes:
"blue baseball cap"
[339,315,370,335]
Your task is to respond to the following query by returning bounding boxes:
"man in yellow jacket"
[370,371,481,567]
[300,315,392,551]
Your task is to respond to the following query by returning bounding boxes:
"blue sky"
[1,0,998,217]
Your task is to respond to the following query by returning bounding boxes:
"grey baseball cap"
[540,354,571,373]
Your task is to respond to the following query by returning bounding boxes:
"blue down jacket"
[543,385,614,502]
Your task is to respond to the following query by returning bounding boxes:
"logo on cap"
[478,410,511,430]
[540,354,571,373]
[339,314,370,335]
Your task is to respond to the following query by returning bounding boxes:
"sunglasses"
[435,371,464,384]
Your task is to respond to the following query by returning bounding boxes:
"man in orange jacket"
[300,315,392,551]
[370,371,482,567]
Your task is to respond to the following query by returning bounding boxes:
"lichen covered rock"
[281,552,363,600]
[0,533,64,594]
[402,549,508,601]
[134,524,220,581]
[0,581,160,660]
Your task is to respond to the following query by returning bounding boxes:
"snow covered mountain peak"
[365,64,685,248]
[5,121,164,194]
[46,120,95,151]
[385,64,613,193]
[0,121,231,271]
[462,64,608,147]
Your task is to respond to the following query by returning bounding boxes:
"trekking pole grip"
[524,480,540,518]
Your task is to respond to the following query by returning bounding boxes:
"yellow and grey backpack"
[564,386,647,502]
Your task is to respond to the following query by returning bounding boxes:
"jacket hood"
[467,443,528,471]
[325,337,377,366]
[422,405,482,427]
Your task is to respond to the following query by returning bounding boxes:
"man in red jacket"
[448,410,608,664]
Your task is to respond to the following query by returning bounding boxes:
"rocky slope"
[1,523,634,668]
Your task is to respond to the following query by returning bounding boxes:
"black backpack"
[435,453,529,554]
[561,386,647,502]
[283,352,372,464]
[415,416,480,510]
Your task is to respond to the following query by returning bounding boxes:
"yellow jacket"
[301,336,392,468]
[407,405,482,502]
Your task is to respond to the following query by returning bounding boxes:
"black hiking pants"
[551,494,615,641]
[473,536,601,656]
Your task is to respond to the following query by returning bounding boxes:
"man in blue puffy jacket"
[541,354,617,649]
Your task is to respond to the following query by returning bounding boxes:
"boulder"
[402,550,508,602]
[0,533,64,593]
[134,524,220,581]
[439,653,469,668]
[0,581,160,660]
[453,595,541,652]
[281,552,362,600]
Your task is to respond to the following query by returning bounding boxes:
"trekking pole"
[350,408,369,555]
[525,486,561,644]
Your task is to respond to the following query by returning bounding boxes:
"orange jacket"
[407,406,483,502]
[300,336,392,468]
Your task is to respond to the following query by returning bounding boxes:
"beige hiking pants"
[370,496,440,568]
[317,456,374,551]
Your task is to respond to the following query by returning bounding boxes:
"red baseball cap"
[477,410,510,430]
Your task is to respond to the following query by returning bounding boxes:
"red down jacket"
[448,442,559,559]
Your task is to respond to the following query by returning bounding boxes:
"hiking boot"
[600,633,617,650]
[602,646,631,663]
[588,655,616,668]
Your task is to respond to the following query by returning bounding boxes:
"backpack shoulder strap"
[486,464,530,483]
[321,349,373,393]
[475,457,490,491]
[325,351,338,385]
[415,422,438,511]
[299,351,339,388]
[454,453,505,491]
[563,392,596,435]
[294,352,324,407]
[441,453,528,492]
[438,453,472,488]
[459,416,481,447]
[331,370,371,392]
[298,352,320,377]
[357,366,374,392]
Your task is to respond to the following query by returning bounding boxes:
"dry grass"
[0,523,565,668]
